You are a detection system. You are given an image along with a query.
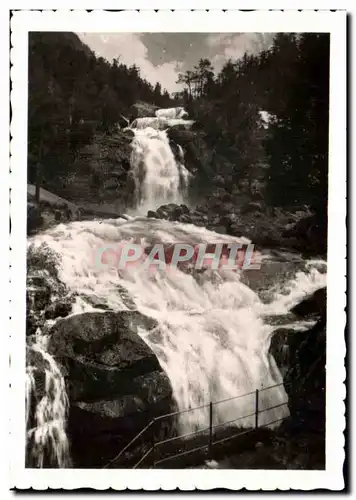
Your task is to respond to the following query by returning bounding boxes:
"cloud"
[77,33,184,93]
[77,33,274,94]
[206,33,274,72]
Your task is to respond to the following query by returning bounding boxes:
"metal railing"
[103,382,289,469]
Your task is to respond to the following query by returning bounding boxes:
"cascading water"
[26,333,71,468]
[30,217,326,435]
[26,107,327,465]
[129,126,190,213]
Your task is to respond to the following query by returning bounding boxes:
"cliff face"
[54,130,134,211]
[271,288,327,434]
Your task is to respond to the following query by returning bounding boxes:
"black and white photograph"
[9,9,346,491]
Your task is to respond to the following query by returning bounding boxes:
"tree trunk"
[35,165,41,203]
[36,129,44,203]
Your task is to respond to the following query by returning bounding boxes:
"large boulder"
[48,311,166,400]
[47,311,174,467]
[291,287,327,320]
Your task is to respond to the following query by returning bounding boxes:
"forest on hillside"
[28,32,173,187]
[28,32,329,226]
[174,33,329,220]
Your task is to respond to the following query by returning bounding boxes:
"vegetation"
[28,32,329,249]
[28,32,173,187]
[175,33,330,221]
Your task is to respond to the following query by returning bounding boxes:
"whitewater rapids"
[26,109,327,466]
[30,217,326,433]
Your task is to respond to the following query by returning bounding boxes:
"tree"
[176,70,197,100]
[265,33,329,216]
[153,82,162,106]
[193,58,215,98]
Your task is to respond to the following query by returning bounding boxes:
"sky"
[77,33,273,94]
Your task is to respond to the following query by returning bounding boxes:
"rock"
[220,213,239,232]
[282,213,327,256]
[153,204,192,223]
[229,223,244,238]
[291,288,326,319]
[44,299,73,320]
[241,201,265,214]
[27,202,44,234]
[179,214,192,224]
[269,328,292,373]
[284,318,326,433]
[26,271,53,336]
[211,225,227,235]
[180,204,190,215]
[54,209,62,221]
[46,310,174,467]
[48,311,161,399]
[147,210,158,218]
[268,288,327,437]
[213,175,225,187]
[26,245,74,335]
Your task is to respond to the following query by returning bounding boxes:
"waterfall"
[128,125,190,213]
[26,334,71,468]
[26,106,327,465]
[30,218,326,436]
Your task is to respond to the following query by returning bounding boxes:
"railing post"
[208,402,213,458]
[255,389,259,429]
[151,418,156,469]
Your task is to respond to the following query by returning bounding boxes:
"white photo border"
[9,9,346,490]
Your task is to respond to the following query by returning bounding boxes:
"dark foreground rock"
[291,287,327,320]
[283,213,327,256]
[47,311,174,467]
[271,288,326,437]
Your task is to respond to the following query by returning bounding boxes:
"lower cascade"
[26,111,327,467]
[26,334,71,468]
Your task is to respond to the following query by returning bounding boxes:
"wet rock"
[291,287,326,319]
[284,318,326,433]
[47,310,174,467]
[268,288,327,437]
[211,225,227,235]
[153,204,193,223]
[26,247,74,335]
[48,310,173,402]
[27,202,44,234]
[54,210,62,221]
[44,299,73,320]
[147,210,158,218]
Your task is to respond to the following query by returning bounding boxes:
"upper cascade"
[126,107,192,213]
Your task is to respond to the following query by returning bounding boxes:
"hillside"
[28,32,174,192]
